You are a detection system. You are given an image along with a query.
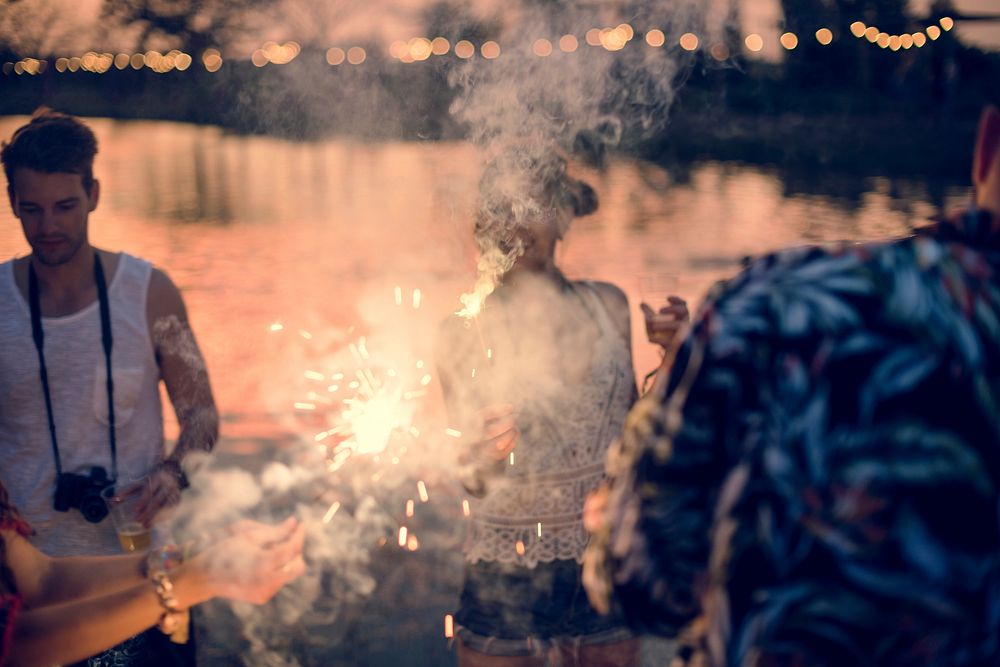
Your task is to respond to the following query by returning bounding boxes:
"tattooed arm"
[139,268,219,524]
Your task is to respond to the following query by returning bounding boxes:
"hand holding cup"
[641,296,690,351]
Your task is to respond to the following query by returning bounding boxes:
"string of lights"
[1,16,958,77]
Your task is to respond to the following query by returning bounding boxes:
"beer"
[116,522,152,552]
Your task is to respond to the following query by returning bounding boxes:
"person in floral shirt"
[585,107,1000,667]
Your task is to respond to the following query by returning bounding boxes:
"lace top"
[453,280,635,568]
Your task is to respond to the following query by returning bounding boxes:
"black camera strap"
[28,254,118,481]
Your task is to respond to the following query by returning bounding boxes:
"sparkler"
[444,614,455,639]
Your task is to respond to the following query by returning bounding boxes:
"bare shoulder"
[585,280,630,322]
[146,266,189,324]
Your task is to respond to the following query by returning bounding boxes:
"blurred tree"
[276,0,366,51]
[0,0,92,57]
[99,0,280,54]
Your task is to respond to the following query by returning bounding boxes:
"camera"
[53,466,111,523]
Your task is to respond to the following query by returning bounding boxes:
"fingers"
[238,516,300,547]
[582,488,609,533]
[263,522,306,571]
[478,403,516,421]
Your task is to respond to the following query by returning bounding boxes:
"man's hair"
[1,108,98,193]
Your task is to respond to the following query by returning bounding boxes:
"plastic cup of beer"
[102,479,152,552]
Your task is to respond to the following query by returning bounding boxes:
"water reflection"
[0,116,972,442]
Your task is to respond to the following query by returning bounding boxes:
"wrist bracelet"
[150,570,185,634]
[156,459,190,490]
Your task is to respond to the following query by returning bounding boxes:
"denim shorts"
[454,559,633,657]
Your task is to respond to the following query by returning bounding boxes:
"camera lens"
[80,493,109,523]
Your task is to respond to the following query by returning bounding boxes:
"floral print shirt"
[590,210,1000,667]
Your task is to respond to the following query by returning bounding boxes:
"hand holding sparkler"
[180,517,307,606]
[456,404,519,495]
[467,404,519,464]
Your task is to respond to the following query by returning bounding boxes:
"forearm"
[37,553,145,607]
[167,405,219,463]
[9,566,210,667]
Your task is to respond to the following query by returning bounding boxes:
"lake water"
[0,117,973,432]
[0,116,974,665]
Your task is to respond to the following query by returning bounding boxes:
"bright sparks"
[417,480,429,503]
[322,501,341,524]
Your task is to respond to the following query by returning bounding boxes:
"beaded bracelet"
[146,542,196,640]
[150,569,185,634]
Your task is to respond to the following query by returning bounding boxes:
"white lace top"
[463,281,635,567]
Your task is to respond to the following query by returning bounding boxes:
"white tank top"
[0,253,164,556]
[466,281,635,567]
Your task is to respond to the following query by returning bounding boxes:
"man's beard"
[30,233,85,267]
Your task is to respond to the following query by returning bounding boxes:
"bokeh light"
[877,32,891,48]
[114,53,129,70]
[585,28,602,46]
[481,41,500,59]
[559,34,578,52]
[900,34,914,49]
[865,26,879,42]
[326,47,345,65]
[927,25,942,40]
[679,33,699,51]
[431,37,450,56]
[710,43,730,61]
[454,40,475,59]
[389,40,407,59]
[251,49,268,67]
[744,34,763,52]
[815,28,833,45]
[780,32,798,50]
[202,49,222,72]
[645,29,665,48]
[940,16,954,31]
[850,21,867,38]
[347,46,366,65]
[913,32,927,47]
[409,37,432,61]
[532,39,552,57]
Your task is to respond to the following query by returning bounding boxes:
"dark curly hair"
[1,108,98,195]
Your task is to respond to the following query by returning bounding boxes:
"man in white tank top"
[0,110,218,665]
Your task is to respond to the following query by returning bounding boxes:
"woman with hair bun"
[437,145,688,667]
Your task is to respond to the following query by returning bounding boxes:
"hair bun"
[570,180,598,217]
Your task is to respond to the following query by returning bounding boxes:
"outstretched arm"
[4,519,304,666]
